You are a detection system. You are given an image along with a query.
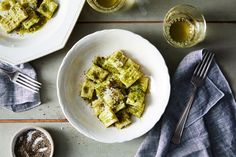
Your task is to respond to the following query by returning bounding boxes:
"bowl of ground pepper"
[11,127,54,157]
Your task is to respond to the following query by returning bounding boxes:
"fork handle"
[171,86,197,144]
[0,68,11,75]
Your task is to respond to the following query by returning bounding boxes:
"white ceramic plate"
[57,29,170,143]
[0,0,85,65]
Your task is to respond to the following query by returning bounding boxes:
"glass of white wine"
[163,4,206,48]
[87,0,127,13]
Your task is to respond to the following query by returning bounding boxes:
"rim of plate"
[57,29,171,143]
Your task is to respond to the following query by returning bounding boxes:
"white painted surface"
[0,123,144,157]
[0,0,236,156]
[79,0,236,21]
[0,23,235,120]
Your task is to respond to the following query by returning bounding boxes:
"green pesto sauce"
[41,3,48,12]
[16,14,47,35]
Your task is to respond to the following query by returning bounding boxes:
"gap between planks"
[0,119,68,123]
[77,20,236,24]
[1,20,235,124]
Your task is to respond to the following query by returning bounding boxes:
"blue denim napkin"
[135,50,236,157]
[0,61,41,112]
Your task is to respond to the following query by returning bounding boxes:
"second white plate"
[0,0,85,65]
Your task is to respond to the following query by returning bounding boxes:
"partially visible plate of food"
[0,0,85,64]
[57,29,170,143]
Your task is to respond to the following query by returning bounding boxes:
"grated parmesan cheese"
[113,60,124,68]
[103,88,120,104]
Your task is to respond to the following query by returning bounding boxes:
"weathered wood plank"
[79,0,236,22]
[0,123,144,157]
[0,23,235,119]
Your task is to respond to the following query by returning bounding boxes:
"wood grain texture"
[1,2,236,157]
[0,123,144,157]
[79,0,236,22]
[77,21,236,24]
[0,23,235,120]
[0,119,68,123]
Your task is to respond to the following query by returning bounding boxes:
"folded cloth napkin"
[135,49,236,157]
[0,61,41,112]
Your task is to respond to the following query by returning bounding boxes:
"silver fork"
[0,68,41,93]
[171,49,215,144]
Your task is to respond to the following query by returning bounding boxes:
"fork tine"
[193,50,211,76]
[18,73,42,85]
[15,79,40,91]
[17,75,41,88]
[197,52,212,77]
[196,51,212,77]
[193,61,202,76]
[202,52,215,78]
[14,80,39,93]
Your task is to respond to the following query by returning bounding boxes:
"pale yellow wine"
[163,5,206,48]
[169,19,195,43]
[95,0,121,8]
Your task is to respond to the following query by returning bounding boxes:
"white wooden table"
[1,0,236,156]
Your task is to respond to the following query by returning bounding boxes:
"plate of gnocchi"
[57,29,170,143]
[0,0,85,64]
